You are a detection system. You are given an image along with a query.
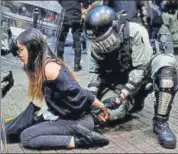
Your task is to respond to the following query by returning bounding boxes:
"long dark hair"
[16,28,76,101]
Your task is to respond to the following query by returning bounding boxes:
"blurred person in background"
[102,0,148,27]
[81,1,102,54]
[158,0,178,55]
[149,0,164,39]
[56,0,93,72]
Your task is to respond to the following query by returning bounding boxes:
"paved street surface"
[1,43,178,153]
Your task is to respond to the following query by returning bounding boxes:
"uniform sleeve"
[87,49,102,95]
[131,24,153,68]
[121,24,153,97]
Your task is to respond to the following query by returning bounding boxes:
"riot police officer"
[102,0,148,26]
[159,0,178,55]
[56,0,95,71]
[84,5,178,149]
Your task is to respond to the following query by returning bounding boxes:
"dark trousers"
[57,22,82,64]
[150,27,160,39]
[20,114,94,149]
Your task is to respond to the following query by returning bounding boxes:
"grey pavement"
[1,42,178,153]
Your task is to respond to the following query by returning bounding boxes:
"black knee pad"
[154,66,178,93]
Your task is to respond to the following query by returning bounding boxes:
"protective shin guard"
[153,67,178,149]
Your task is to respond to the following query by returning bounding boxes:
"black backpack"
[5,102,41,143]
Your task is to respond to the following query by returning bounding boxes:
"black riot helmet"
[84,5,126,53]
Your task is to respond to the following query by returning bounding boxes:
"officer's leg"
[81,33,87,54]
[172,32,178,55]
[130,84,151,113]
[57,24,69,60]
[72,22,82,72]
[174,47,178,55]
[157,25,170,53]
[172,11,178,55]
[151,27,160,39]
[151,55,178,149]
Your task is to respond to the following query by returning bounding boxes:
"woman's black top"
[43,67,95,120]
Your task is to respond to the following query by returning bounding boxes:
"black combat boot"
[153,92,176,149]
[74,63,82,72]
[153,116,176,149]
[73,124,109,148]
[153,67,178,149]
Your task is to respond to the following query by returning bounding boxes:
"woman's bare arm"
[45,62,61,80]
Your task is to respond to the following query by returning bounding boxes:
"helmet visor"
[91,27,122,53]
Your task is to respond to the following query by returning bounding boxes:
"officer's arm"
[120,26,153,99]
[88,50,102,96]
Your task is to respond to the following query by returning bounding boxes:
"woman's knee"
[20,128,31,147]
[20,125,39,147]
[78,114,94,131]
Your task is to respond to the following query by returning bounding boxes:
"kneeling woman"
[16,28,109,149]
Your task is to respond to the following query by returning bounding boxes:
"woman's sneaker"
[73,124,109,148]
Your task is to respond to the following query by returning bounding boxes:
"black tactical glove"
[103,97,122,110]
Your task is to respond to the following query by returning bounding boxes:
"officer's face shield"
[85,24,123,54]
[84,12,126,54]
[90,26,122,53]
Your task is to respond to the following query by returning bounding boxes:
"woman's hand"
[97,107,110,122]
[91,98,110,122]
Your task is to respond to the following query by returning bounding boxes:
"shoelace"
[158,122,171,132]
